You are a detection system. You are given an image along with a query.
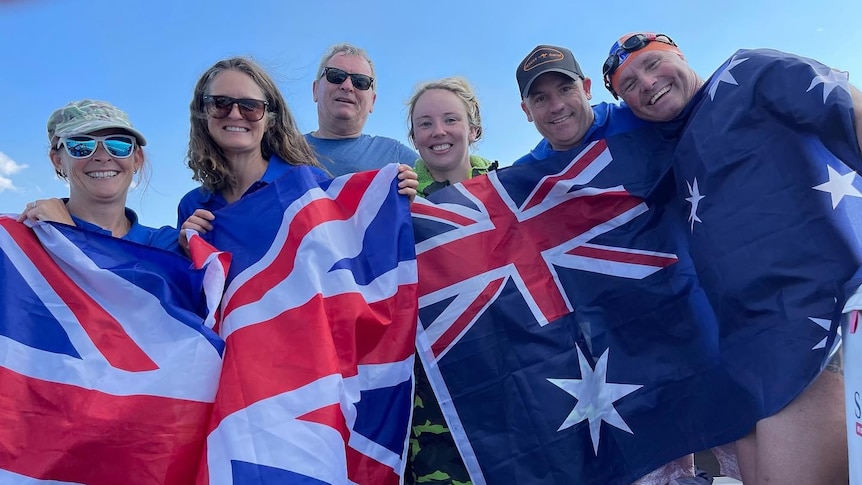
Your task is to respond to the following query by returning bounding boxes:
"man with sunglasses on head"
[306,43,417,177]
[604,32,862,485]
[514,44,644,165]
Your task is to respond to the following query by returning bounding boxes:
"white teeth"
[431,144,452,152]
[650,86,671,105]
[225,126,248,132]
[550,115,572,124]
[87,171,119,179]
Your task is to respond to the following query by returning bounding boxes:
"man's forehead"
[617,51,664,82]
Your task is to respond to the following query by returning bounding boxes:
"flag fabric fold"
[0,215,224,485]
[196,164,418,485]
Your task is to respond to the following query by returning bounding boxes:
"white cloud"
[0,151,28,192]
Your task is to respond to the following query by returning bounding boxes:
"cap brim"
[54,121,147,147]
[521,68,583,98]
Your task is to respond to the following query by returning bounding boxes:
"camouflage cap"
[47,99,147,147]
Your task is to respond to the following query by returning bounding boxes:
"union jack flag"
[413,135,748,484]
[0,215,224,484]
[197,163,418,485]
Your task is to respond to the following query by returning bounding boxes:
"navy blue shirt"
[177,155,330,226]
[513,102,645,165]
[70,208,181,254]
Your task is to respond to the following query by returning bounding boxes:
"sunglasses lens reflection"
[324,68,373,91]
[204,96,267,121]
[64,136,135,158]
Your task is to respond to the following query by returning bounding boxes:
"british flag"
[412,135,753,484]
[197,163,418,484]
[0,215,224,484]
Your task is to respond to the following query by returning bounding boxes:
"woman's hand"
[396,164,419,203]
[17,198,73,225]
[178,209,215,253]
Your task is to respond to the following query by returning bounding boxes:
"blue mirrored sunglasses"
[58,134,137,159]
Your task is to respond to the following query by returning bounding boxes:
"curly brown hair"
[187,57,324,193]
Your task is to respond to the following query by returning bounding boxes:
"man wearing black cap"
[514,44,642,165]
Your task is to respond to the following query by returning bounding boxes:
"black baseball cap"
[516,45,585,98]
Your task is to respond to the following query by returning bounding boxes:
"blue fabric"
[305,133,417,176]
[513,102,645,165]
[410,48,857,484]
[668,48,861,417]
[70,207,181,254]
[176,155,329,226]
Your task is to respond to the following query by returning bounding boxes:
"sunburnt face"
[614,50,701,122]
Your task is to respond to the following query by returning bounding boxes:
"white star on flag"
[806,69,850,104]
[709,56,749,100]
[813,165,862,209]
[548,347,642,455]
[685,178,705,232]
[809,316,832,350]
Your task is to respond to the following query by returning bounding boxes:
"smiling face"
[205,69,268,156]
[614,50,701,122]
[521,72,594,151]
[411,88,479,182]
[52,128,142,206]
[312,53,376,137]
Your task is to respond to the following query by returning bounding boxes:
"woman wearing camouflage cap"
[18,99,181,253]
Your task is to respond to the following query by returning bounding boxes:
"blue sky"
[2,0,860,228]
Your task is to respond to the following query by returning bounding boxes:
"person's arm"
[851,83,862,154]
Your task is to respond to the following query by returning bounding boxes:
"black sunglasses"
[321,67,374,91]
[602,33,677,98]
[202,95,270,121]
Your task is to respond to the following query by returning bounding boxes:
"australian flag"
[413,49,857,482]
[196,164,418,485]
[673,48,860,418]
[0,215,224,484]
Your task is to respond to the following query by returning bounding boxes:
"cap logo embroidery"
[523,48,565,72]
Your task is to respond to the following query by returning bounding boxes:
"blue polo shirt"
[176,155,330,226]
[70,208,181,254]
[513,102,645,165]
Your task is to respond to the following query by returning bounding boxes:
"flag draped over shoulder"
[0,215,225,485]
[197,164,418,485]
[674,49,860,417]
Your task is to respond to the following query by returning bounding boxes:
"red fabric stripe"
[410,203,477,227]
[346,445,399,485]
[567,245,677,267]
[222,174,370,319]
[524,139,608,211]
[432,277,504,357]
[0,366,210,485]
[211,290,414,425]
[1,219,157,372]
[298,403,349,443]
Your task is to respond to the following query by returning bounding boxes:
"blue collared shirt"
[513,102,645,165]
[70,207,181,254]
[176,155,330,226]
